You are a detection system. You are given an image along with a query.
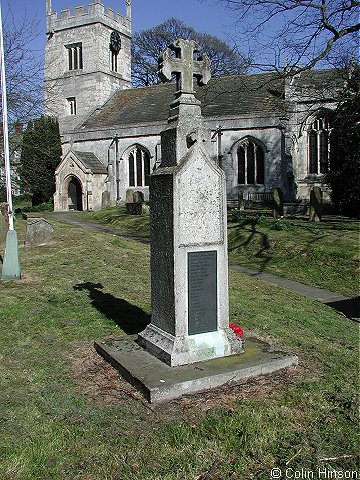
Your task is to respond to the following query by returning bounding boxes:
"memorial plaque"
[188,251,217,335]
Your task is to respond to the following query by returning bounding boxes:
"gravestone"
[24,218,54,247]
[125,189,143,215]
[238,191,245,211]
[125,188,134,203]
[101,190,111,209]
[273,187,284,219]
[309,187,322,222]
[133,191,144,204]
[0,203,8,246]
[138,38,244,366]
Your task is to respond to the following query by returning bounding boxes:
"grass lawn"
[76,206,359,297]
[0,215,358,480]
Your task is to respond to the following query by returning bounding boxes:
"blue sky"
[2,0,238,54]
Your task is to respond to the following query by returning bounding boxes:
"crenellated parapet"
[46,1,131,35]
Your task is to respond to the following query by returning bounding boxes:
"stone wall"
[60,112,286,208]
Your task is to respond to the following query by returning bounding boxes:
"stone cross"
[158,39,211,94]
[138,38,244,367]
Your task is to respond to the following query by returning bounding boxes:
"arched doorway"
[68,177,83,211]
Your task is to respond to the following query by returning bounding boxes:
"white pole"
[0,2,14,231]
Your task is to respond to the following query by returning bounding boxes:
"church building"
[44,0,343,212]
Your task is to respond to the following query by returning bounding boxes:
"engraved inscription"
[188,251,217,335]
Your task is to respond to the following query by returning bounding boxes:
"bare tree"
[207,0,359,74]
[132,18,251,87]
[2,8,43,130]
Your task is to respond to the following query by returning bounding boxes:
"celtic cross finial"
[158,39,211,94]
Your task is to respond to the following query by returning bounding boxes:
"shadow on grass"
[73,282,150,334]
[228,217,271,272]
[326,296,360,322]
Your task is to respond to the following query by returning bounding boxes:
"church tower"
[44,0,132,133]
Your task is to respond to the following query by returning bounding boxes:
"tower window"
[67,97,77,115]
[66,43,83,71]
[111,51,118,72]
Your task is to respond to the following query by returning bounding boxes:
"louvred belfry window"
[66,43,83,71]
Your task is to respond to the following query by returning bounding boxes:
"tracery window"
[308,116,331,174]
[128,146,150,187]
[237,139,265,185]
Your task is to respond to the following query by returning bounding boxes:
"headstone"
[0,203,8,246]
[238,191,245,211]
[101,190,111,209]
[125,188,134,203]
[141,203,150,215]
[138,38,244,367]
[309,187,322,222]
[273,187,284,219]
[24,218,54,247]
[133,191,144,204]
[125,189,143,215]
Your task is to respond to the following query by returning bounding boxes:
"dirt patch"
[67,341,151,408]
[67,340,310,417]
[159,365,307,419]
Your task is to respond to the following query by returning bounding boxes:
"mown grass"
[227,212,359,297]
[78,205,150,238]
[0,216,358,479]
[76,206,359,297]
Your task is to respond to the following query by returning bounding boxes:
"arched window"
[308,116,331,174]
[128,146,150,187]
[237,139,265,185]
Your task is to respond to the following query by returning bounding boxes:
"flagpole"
[0,2,21,280]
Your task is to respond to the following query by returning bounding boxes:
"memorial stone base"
[95,335,298,403]
[138,323,243,367]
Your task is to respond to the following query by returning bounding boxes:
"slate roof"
[80,72,286,130]
[79,69,349,131]
[288,68,355,101]
[72,150,107,174]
